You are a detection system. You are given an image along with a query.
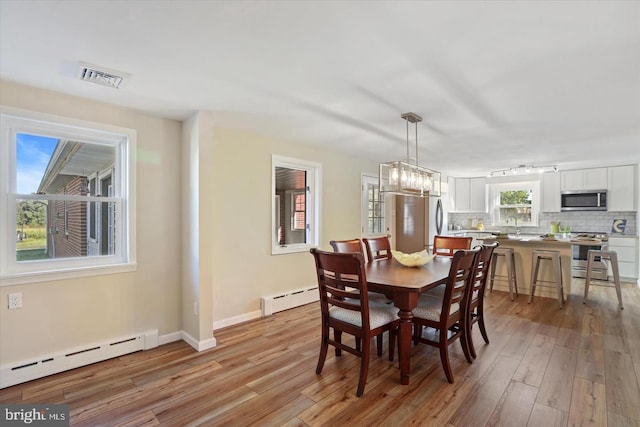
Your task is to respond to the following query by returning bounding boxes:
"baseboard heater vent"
[261,286,318,316]
[0,330,158,389]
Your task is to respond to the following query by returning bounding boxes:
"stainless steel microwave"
[560,190,607,211]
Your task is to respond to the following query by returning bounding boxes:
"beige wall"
[206,126,379,322]
[0,80,380,364]
[0,80,183,364]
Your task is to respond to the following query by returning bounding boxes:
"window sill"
[272,244,317,255]
[0,263,137,286]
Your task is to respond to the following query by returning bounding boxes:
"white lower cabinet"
[607,237,639,280]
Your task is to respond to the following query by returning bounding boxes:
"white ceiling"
[1,1,639,177]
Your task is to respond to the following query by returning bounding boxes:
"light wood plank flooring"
[1,279,639,426]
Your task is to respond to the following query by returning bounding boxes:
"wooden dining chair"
[411,248,478,383]
[433,235,473,257]
[330,238,393,343]
[363,236,392,262]
[330,238,363,256]
[466,243,498,359]
[310,248,399,397]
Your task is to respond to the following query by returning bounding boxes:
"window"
[0,110,136,284]
[489,181,540,227]
[272,155,321,255]
[291,191,305,231]
[361,175,385,236]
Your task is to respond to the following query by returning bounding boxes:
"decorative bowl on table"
[391,249,434,267]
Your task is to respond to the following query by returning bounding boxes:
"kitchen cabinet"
[607,165,637,212]
[450,177,486,212]
[542,172,561,212]
[560,168,607,191]
[607,237,638,280]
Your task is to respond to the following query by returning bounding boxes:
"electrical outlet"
[8,292,22,309]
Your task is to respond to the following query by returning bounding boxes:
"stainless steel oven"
[571,235,608,280]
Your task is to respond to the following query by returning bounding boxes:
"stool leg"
[528,256,540,304]
[555,256,563,309]
[511,252,519,296]
[583,252,593,304]
[609,255,623,310]
[489,254,497,293]
[506,254,514,301]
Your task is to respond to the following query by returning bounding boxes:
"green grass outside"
[16,226,48,261]
[17,248,48,261]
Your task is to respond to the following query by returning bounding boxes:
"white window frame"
[0,108,137,285]
[361,174,386,238]
[488,180,540,227]
[271,155,321,255]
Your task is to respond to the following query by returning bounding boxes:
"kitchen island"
[480,236,574,300]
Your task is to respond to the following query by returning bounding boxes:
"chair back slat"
[330,239,364,256]
[310,248,370,327]
[441,249,478,321]
[433,235,473,257]
[363,236,392,262]
[470,243,498,305]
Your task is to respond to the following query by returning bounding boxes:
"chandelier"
[489,164,558,177]
[379,112,441,198]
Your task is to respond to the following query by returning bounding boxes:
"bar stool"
[489,247,519,300]
[528,250,564,308]
[583,250,623,309]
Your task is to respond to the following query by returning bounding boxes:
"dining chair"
[466,243,498,359]
[330,238,393,346]
[363,236,393,262]
[411,248,478,383]
[310,248,399,397]
[330,238,364,256]
[433,235,473,257]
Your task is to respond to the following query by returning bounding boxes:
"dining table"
[365,256,452,385]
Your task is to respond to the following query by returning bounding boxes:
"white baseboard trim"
[158,331,183,346]
[0,330,158,389]
[181,331,217,352]
[213,310,262,331]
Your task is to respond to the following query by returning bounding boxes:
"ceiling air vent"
[77,62,129,89]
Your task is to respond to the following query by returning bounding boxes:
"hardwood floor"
[2,279,640,426]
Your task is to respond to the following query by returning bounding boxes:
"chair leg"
[335,330,342,357]
[467,317,477,359]
[478,314,490,344]
[355,336,361,352]
[460,323,473,364]
[316,325,329,374]
[413,324,422,344]
[376,334,383,357]
[439,329,454,383]
[388,328,396,362]
[356,339,371,397]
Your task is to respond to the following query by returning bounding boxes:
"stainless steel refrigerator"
[395,195,448,253]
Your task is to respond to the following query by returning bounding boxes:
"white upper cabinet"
[542,172,561,212]
[560,168,608,191]
[450,177,486,213]
[607,165,637,211]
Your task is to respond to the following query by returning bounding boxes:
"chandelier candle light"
[379,112,441,197]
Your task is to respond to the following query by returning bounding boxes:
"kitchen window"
[0,110,136,285]
[272,155,321,255]
[489,181,540,227]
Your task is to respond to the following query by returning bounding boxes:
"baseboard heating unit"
[0,330,158,389]
[261,286,318,316]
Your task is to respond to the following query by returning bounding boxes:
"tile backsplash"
[449,211,638,236]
